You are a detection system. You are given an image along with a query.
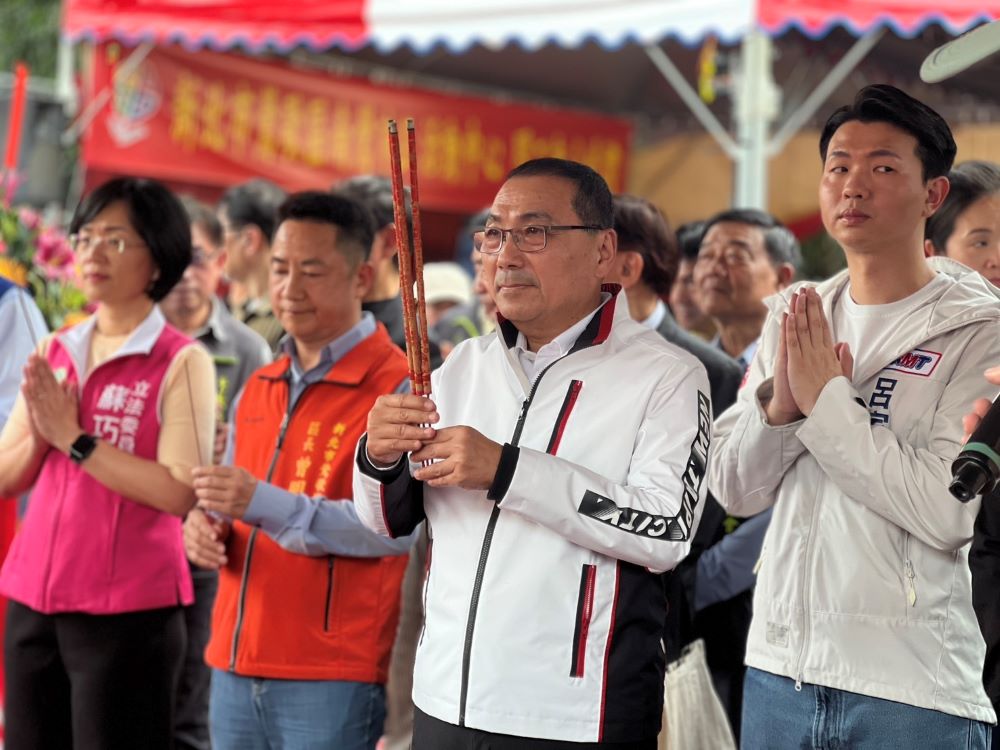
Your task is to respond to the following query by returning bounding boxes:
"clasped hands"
[366,394,502,490]
[20,354,82,454]
[765,287,854,426]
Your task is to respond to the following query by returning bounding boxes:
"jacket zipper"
[794,486,823,691]
[457,358,564,726]
[546,380,584,455]
[323,556,335,631]
[570,564,597,677]
[418,532,433,648]
[903,533,917,608]
[229,380,296,671]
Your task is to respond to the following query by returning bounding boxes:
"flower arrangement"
[0,173,91,331]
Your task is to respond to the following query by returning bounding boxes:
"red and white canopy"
[63,0,1000,53]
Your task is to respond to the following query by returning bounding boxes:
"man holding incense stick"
[354,158,711,749]
[183,192,415,749]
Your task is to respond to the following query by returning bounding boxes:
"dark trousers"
[413,707,657,750]
[175,566,218,750]
[5,599,186,750]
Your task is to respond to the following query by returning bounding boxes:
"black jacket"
[970,489,1000,719]
[655,311,743,418]
[656,309,751,734]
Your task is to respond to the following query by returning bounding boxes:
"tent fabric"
[759,1,1000,38]
[62,0,1000,53]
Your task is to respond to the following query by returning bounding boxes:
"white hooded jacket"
[353,289,712,742]
[709,257,1000,724]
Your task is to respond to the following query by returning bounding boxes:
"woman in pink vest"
[0,177,216,750]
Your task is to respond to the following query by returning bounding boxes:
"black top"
[655,308,743,417]
[363,295,443,372]
[970,489,1000,717]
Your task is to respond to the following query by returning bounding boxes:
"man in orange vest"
[182,191,414,750]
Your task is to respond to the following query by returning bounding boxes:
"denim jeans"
[741,667,992,750]
[210,669,386,750]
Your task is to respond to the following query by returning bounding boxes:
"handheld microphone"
[950,394,1000,503]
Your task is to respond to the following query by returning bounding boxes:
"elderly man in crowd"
[354,157,711,749]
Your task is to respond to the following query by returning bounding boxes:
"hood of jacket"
[765,256,1000,336]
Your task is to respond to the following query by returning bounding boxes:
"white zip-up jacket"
[709,257,1000,724]
[353,288,711,743]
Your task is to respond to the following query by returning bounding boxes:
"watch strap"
[69,434,98,464]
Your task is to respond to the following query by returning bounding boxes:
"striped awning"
[62,0,1000,54]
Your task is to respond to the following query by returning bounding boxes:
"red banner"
[83,43,632,213]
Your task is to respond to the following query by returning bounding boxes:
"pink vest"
[0,323,195,614]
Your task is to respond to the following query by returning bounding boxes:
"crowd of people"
[0,82,999,749]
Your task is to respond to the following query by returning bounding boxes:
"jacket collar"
[497,283,624,352]
[58,305,167,383]
[258,320,390,388]
[496,284,627,394]
[764,256,1000,383]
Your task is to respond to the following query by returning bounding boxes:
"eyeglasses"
[69,233,145,256]
[191,246,221,267]
[694,247,756,269]
[222,226,246,244]
[472,224,604,255]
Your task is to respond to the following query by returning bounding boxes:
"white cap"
[421,262,473,307]
[921,20,1000,83]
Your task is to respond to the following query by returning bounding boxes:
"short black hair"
[926,160,1000,254]
[218,179,287,242]
[819,84,956,180]
[700,208,802,271]
[180,196,223,248]
[506,158,613,229]
[276,191,376,266]
[70,177,190,302]
[334,175,412,237]
[676,221,707,261]
[612,194,677,295]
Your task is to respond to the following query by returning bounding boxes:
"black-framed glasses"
[472,224,604,255]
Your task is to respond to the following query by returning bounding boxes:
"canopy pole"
[644,44,739,159]
[767,30,884,156]
[732,30,779,209]
[56,35,77,117]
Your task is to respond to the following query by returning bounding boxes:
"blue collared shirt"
[231,313,414,557]
[713,335,760,373]
[638,299,668,331]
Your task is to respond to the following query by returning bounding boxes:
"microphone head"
[921,20,1000,83]
[949,458,993,503]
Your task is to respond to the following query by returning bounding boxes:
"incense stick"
[407,119,432,398]
[387,119,424,396]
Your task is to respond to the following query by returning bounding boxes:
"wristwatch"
[68,434,98,465]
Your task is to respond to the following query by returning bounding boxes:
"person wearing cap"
[432,210,498,358]
[422,262,473,330]
[710,84,999,748]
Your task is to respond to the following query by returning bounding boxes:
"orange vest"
[205,325,410,682]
